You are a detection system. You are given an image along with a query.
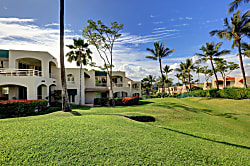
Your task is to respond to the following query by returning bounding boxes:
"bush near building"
[0,100,50,119]
[94,96,139,106]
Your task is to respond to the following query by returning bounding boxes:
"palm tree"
[195,42,230,90]
[195,66,202,84]
[228,0,249,13]
[145,75,156,94]
[66,38,92,105]
[60,0,71,112]
[163,65,173,94]
[146,42,176,98]
[210,10,249,88]
[175,73,181,86]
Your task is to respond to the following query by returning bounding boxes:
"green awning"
[0,50,9,58]
[95,71,107,76]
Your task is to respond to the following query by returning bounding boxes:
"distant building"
[211,76,250,89]
[0,49,141,104]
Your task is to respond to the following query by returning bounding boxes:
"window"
[67,74,75,82]
[2,87,9,94]
[0,61,3,68]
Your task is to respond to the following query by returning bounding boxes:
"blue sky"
[0,0,249,81]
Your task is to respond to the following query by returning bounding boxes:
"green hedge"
[0,100,49,119]
[179,88,250,100]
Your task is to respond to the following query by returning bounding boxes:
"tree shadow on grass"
[153,125,250,150]
[152,102,238,120]
[70,105,91,110]
[70,111,82,116]
[124,115,155,122]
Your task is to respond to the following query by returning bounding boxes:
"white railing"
[0,68,42,77]
[96,83,107,87]
[113,83,123,87]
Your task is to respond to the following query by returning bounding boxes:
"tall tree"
[195,42,230,90]
[228,0,250,13]
[175,73,182,86]
[60,0,71,112]
[241,42,250,58]
[210,10,249,88]
[200,66,213,89]
[175,63,188,89]
[176,59,196,91]
[145,75,156,94]
[83,20,123,106]
[215,59,239,88]
[195,66,202,84]
[163,65,173,94]
[66,38,92,105]
[146,42,175,98]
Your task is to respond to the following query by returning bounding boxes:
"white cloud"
[153,21,164,24]
[3,6,8,10]
[137,22,142,26]
[170,18,175,22]
[179,17,183,20]
[45,23,60,27]
[186,17,192,20]
[150,15,156,18]
[173,24,189,27]
[0,17,35,23]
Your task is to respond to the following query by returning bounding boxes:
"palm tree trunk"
[159,58,164,98]
[210,59,219,90]
[60,0,71,112]
[198,73,200,84]
[237,41,247,89]
[188,72,192,91]
[79,63,82,105]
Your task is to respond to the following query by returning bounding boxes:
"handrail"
[0,68,42,77]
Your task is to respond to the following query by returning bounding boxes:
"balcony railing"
[96,83,107,87]
[0,68,42,77]
[113,83,123,87]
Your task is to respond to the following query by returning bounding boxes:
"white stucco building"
[0,49,141,104]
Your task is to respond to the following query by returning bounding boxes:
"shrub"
[94,96,140,106]
[206,89,219,98]
[218,88,249,99]
[0,100,48,119]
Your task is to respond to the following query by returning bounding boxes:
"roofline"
[9,49,57,60]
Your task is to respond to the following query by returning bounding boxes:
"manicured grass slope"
[0,98,249,165]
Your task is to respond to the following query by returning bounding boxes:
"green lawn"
[0,98,249,165]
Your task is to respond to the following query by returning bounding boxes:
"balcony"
[113,83,123,87]
[96,82,107,87]
[0,68,42,77]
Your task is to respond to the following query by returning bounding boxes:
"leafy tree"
[66,38,92,105]
[141,77,151,96]
[215,59,239,88]
[195,66,202,84]
[175,64,188,88]
[145,75,156,94]
[200,66,213,89]
[241,42,250,58]
[83,20,123,106]
[162,75,173,94]
[210,10,249,88]
[60,0,71,112]
[176,59,196,91]
[175,73,182,86]
[228,0,249,13]
[195,42,230,90]
[146,42,175,98]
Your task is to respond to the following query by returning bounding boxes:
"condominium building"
[0,49,141,104]
[211,76,250,89]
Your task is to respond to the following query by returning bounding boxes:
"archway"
[37,84,47,99]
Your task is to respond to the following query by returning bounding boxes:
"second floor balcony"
[0,68,42,77]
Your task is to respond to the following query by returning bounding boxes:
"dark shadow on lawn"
[138,100,154,105]
[153,125,250,150]
[70,105,91,110]
[153,102,238,120]
[124,115,155,122]
[70,111,82,116]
